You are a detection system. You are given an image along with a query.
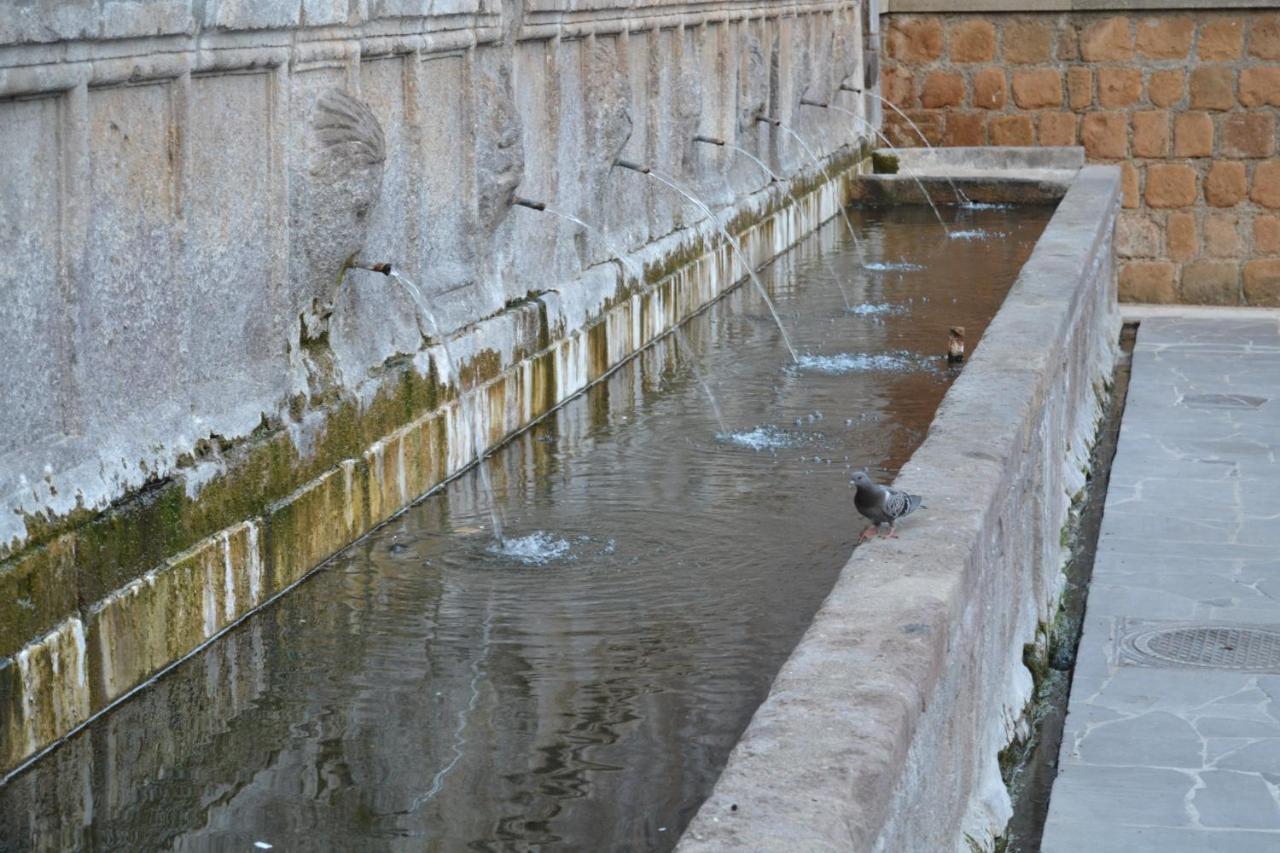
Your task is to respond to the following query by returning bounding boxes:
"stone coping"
[678,162,1122,850]
[883,0,1280,12]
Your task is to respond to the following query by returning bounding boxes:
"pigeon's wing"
[883,488,924,520]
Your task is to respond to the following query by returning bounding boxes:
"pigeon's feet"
[878,527,899,539]
[859,527,877,542]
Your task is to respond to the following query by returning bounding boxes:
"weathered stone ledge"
[677,160,1122,851]
[0,150,867,780]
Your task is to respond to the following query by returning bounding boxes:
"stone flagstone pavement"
[1043,314,1280,852]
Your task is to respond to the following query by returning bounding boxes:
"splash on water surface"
[792,352,937,375]
[717,425,802,451]
[949,229,1008,241]
[846,303,906,317]
[488,532,571,565]
[863,261,924,272]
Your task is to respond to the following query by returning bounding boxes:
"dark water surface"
[0,205,1052,852]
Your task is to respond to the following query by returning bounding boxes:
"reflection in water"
[0,205,1053,852]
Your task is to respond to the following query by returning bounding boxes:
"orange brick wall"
[880,10,1280,305]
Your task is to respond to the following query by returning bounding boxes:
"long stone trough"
[679,153,1122,851]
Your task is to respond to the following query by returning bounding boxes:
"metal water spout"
[351,261,395,275]
[512,197,546,211]
[799,98,829,109]
[615,158,651,174]
[693,134,726,147]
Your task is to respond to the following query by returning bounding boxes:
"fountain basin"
[678,162,1121,851]
[854,146,1086,207]
[0,149,869,778]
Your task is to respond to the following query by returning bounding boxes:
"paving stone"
[1046,316,1280,849]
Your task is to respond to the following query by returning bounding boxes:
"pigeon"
[850,470,924,541]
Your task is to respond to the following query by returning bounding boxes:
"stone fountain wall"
[0,2,873,775]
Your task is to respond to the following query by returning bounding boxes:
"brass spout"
[755,115,782,127]
[512,197,546,211]
[839,84,862,93]
[693,134,726,146]
[352,261,394,275]
[615,158,651,174]
[800,98,829,109]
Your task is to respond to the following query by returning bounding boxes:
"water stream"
[643,167,801,363]
[855,88,971,208]
[0,204,1054,852]
[721,141,855,309]
[389,269,506,542]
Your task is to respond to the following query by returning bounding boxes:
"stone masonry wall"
[880,8,1280,306]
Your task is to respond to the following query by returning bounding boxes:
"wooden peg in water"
[948,326,965,363]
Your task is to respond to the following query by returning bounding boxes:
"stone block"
[1097,67,1142,109]
[1136,16,1194,59]
[1179,260,1239,304]
[950,20,996,62]
[0,619,90,772]
[0,0,96,43]
[1204,213,1243,258]
[86,521,263,708]
[265,468,359,595]
[1012,69,1063,109]
[1173,112,1213,157]
[1199,19,1244,60]
[1119,261,1176,303]
[1004,19,1053,64]
[920,71,964,108]
[1221,113,1276,159]
[1205,161,1248,207]
[1253,215,1280,254]
[1122,162,1140,209]
[1250,14,1280,59]
[203,0,302,30]
[886,17,944,62]
[1148,70,1184,108]
[1189,66,1236,111]
[885,110,943,147]
[100,1,194,39]
[990,114,1034,146]
[1038,112,1077,147]
[0,96,63,459]
[1068,67,1093,111]
[882,66,916,109]
[1252,161,1280,208]
[1082,112,1127,159]
[1243,259,1280,305]
[301,0,349,26]
[943,112,987,147]
[1116,212,1160,258]
[1239,68,1280,108]
[1168,211,1199,260]
[1057,24,1080,61]
[1131,111,1168,158]
[0,536,78,660]
[1145,163,1197,208]
[1081,17,1133,62]
[973,68,1006,110]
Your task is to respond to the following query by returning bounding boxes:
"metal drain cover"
[1118,622,1280,672]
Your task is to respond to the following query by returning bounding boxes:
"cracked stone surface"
[1044,316,1280,851]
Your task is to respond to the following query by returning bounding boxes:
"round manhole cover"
[1121,625,1280,671]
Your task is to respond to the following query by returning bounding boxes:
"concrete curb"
[678,164,1122,852]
